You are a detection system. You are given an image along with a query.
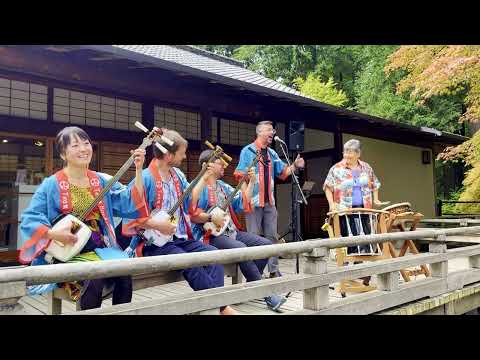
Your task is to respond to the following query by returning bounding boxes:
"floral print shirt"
[323,159,381,211]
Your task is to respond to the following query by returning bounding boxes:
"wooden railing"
[2,225,480,315]
[421,218,480,227]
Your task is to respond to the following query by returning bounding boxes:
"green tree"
[294,75,348,106]
[197,45,465,134]
[354,46,464,133]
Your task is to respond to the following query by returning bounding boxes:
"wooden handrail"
[422,218,480,224]
[2,226,480,285]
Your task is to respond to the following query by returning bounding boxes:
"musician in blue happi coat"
[190,150,287,313]
[234,121,305,278]
[19,126,149,310]
[121,129,237,315]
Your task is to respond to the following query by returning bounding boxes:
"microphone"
[274,136,286,145]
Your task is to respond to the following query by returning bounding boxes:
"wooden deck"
[17,247,475,315]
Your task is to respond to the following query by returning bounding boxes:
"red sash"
[253,140,274,207]
[146,159,194,238]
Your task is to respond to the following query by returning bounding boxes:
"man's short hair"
[152,129,188,159]
[256,120,273,135]
[198,149,214,166]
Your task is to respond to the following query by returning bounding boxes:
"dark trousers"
[210,231,272,282]
[339,206,373,254]
[143,237,224,291]
[79,276,132,310]
[77,234,132,310]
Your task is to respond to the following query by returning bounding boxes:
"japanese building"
[0,45,466,263]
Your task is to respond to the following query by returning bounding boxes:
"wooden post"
[231,264,243,285]
[377,271,399,291]
[469,254,480,269]
[200,109,212,142]
[429,234,448,278]
[0,281,26,315]
[303,247,329,311]
[47,291,62,315]
[45,138,54,175]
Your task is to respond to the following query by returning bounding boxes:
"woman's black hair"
[55,127,91,163]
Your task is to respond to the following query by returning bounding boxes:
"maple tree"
[386,45,480,213]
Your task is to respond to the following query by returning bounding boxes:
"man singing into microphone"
[234,121,305,278]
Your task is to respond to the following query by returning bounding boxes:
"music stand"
[302,181,315,197]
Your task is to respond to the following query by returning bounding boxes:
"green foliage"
[293,75,348,106]
[354,51,464,132]
[441,187,464,215]
[450,131,480,214]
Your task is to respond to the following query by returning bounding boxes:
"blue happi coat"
[19,169,148,294]
[234,139,289,208]
[121,159,196,257]
[190,179,251,242]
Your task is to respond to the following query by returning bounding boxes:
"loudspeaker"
[288,121,305,152]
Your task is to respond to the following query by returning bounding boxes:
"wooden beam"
[0,115,144,145]
[308,278,446,315]
[127,63,160,69]
[44,46,75,53]
[78,274,308,315]
[0,47,268,121]
[89,56,120,61]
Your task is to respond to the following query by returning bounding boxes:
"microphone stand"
[276,139,307,298]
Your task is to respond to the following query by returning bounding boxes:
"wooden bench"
[47,263,242,315]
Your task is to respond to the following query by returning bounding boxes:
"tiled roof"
[113,45,304,97]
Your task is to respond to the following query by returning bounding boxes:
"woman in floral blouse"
[323,139,387,256]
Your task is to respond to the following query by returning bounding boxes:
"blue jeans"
[143,237,224,291]
[210,231,272,282]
